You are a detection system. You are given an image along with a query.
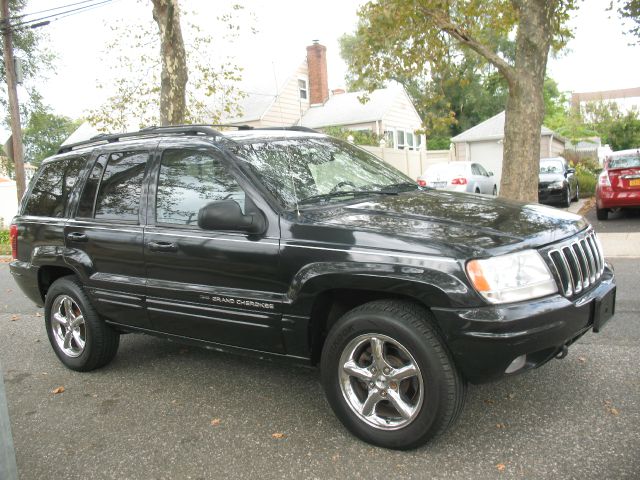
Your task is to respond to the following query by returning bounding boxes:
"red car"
[596,149,640,220]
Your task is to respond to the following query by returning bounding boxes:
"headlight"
[466,250,557,304]
[547,181,564,189]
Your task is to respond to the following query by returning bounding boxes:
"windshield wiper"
[298,189,399,206]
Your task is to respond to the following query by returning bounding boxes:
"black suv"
[9,126,616,450]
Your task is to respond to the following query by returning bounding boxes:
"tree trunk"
[500,0,554,202]
[151,0,188,126]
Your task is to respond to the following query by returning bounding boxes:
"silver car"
[417,161,498,195]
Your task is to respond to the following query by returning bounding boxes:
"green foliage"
[583,103,640,150]
[574,162,598,197]
[86,2,254,132]
[23,109,80,166]
[611,0,640,41]
[323,126,382,146]
[0,229,9,244]
[426,135,451,150]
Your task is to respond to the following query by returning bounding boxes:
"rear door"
[143,140,284,353]
[65,145,153,329]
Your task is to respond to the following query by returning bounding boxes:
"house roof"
[451,111,556,143]
[300,87,401,128]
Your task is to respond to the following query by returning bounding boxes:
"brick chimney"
[306,41,329,105]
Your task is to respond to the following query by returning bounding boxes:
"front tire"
[45,276,120,372]
[561,186,571,208]
[321,300,465,450]
[572,183,580,202]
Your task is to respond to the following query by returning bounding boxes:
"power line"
[4,0,100,22]
[1,0,115,33]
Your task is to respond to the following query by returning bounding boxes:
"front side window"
[235,137,413,209]
[24,156,86,217]
[76,151,148,221]
[156,149,246,225]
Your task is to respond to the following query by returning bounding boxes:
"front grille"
[547,230,605,297]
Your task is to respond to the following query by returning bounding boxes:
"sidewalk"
[568,199,640,258]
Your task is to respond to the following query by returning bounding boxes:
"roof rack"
[57,125,224,154]
[56,124,320,154]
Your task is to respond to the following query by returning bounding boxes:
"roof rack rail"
[252,126,319,133]
[57,125,224,154]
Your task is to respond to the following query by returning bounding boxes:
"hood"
[303,190,587,258]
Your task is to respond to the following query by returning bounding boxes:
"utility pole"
[1,0,26,202]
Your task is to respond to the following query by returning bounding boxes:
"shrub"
[0,229,9,244]
[574,163,597,197]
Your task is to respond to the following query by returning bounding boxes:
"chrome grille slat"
[547,230,604,298]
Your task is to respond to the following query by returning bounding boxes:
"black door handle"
[148,241,178,253]
[66,232,88,242]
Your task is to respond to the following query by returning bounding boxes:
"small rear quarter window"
[23,156,86,217]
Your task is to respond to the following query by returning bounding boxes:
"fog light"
[505,355,526,374]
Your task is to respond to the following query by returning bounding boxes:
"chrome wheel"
[338,333,424,430]
[50,295,86,358]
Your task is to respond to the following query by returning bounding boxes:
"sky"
[3,0,640,140]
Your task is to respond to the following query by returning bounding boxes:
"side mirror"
[566,168,576,175]
[488,171,494,177]
[197,200,266,234]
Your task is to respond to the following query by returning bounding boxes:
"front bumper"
[538,188,565,205]
[431,264,616,384]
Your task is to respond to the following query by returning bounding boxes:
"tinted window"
[24,156,86,217]
[77,154,107,218]
[156,149,245,225]
[93,151,148,221]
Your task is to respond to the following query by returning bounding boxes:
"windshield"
[609,153,640,169]
[539,160,564,174]
[234,136,415,208]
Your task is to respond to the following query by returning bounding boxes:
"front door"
[143,143,284,353]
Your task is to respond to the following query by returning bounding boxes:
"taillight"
[451,177,468,185]
[417,179,427,187]
[9,224,18,259]
[598,171,611,187]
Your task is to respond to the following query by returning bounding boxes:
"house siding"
[259,62,310,127]
[381,90,422,133]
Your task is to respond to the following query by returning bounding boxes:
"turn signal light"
[451,177,468,185]
[417,179,427,187]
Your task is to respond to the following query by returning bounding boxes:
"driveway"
[1,258,639,479]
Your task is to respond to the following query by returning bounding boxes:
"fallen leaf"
[51,386,65,394]
[210,418,221,426]
[610,408,620,416]
[271,432,286,439]
[35,312,42,317]
[331,453,340,462]
[483,399,495,405]
[6,288,12,292]
[10,314,19,321]
[578,356,586,363]
[496,423,507,429]
[507,393,515,399]
[497,463,506,472]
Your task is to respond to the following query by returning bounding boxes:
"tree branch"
[417,5,518,88]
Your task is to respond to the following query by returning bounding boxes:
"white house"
[451,111,566,186]
[227,42,425,150]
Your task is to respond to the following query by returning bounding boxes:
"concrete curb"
[0,364,18,480]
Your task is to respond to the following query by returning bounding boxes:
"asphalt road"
[1,259,639,480]
[584,205,640,234]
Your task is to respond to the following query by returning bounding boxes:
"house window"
[406,132,414,149]
[298,79,308,100]
[396,130,405,150]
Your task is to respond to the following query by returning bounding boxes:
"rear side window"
[23,156,86,217]
[77,151,148,221]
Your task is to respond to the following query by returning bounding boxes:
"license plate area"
[593,287,616,333]
[429,181,447,189]
[629,178,640,187]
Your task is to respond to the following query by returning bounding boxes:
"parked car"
[417,161,497,195]
[538,157,579,208]
[9,126,616,450]
[596,149,640,220]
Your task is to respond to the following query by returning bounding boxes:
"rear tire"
[596,206,608,220]
[45,276,120,372]
[321,300,465,450]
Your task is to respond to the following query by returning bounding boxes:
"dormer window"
[298,79,308,100]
